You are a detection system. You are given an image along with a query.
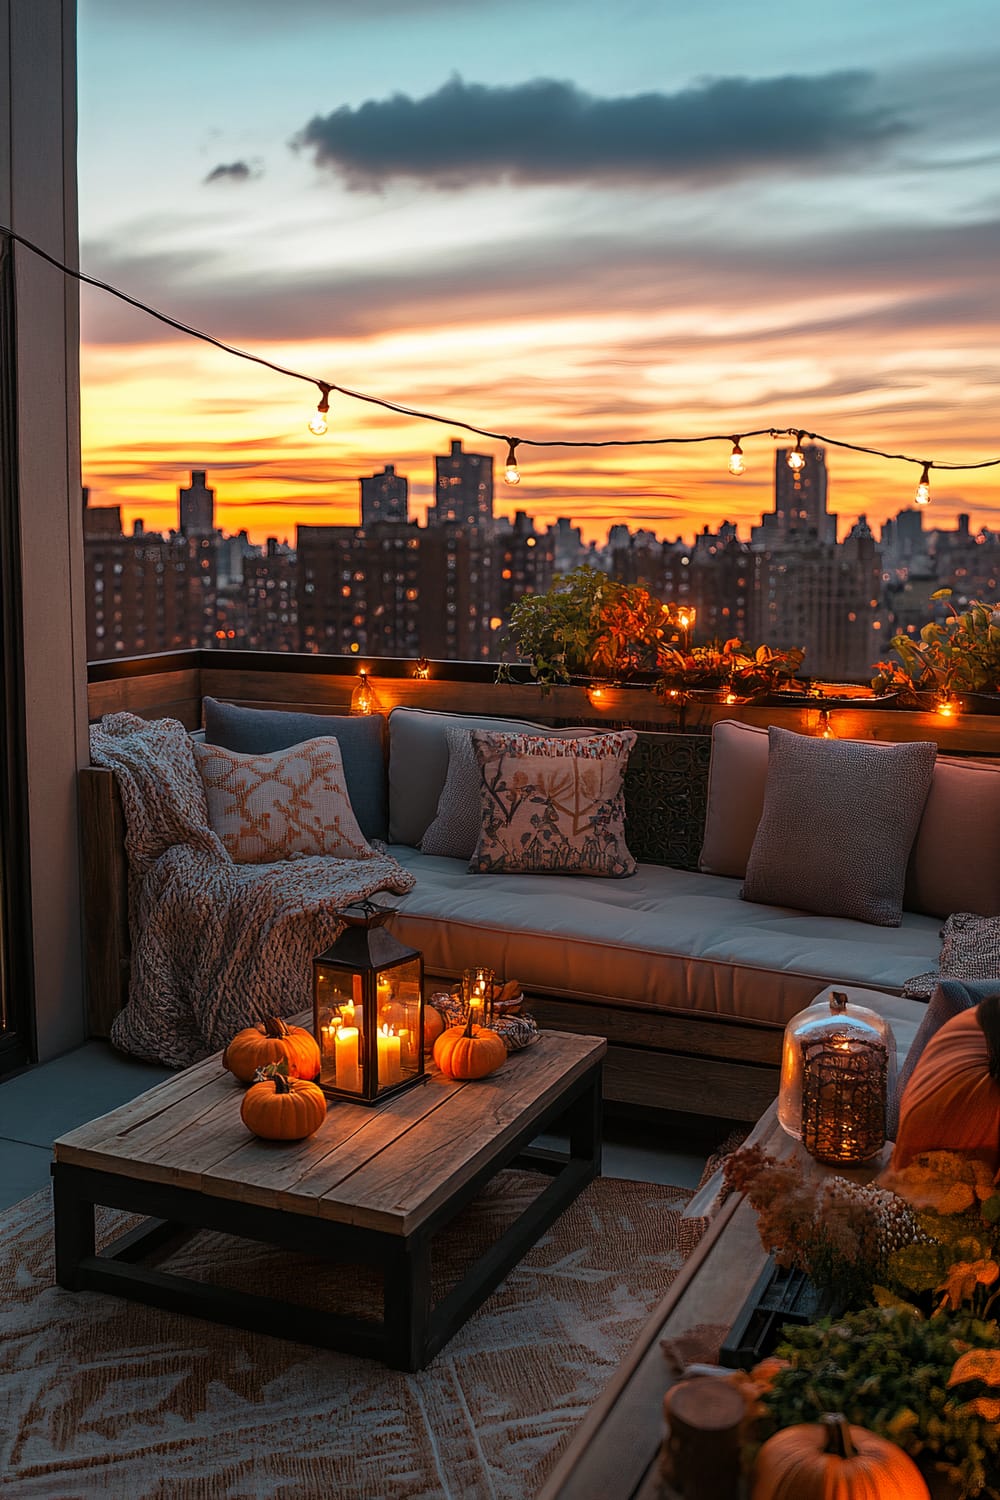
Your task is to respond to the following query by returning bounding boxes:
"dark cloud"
[204,160,259,184]
[294,71,907,189]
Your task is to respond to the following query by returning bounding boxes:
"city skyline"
[84,441,994,555]
[76,0,1000,545]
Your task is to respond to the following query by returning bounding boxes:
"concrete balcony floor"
[0,1041,729,1213]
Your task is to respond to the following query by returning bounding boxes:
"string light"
[935,695,961,718]
[503,438,521,485]
[728,440,745,476]
[915,462,932,506]
[587,684,607,707]
[786,431,807,471]
[818,708,836,739]
[308,383,331,436]
[3,223,998,505]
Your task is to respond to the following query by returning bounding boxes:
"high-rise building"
[178,470,215,536]
[360,464,408,527]
[496,512,554,626]
[748,530,881,680]
[752,444,835,547]
[428,439,494,531]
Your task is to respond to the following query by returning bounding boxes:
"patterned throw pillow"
[742,728,937,926]
[904,912,1000,998]
[468,729,637,877]
[192,737,375,864]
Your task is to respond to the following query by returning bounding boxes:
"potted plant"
[872,592,1000,712]
[498,566,673,689]
[656,639,806,703]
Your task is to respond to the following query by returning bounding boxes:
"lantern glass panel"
[313,913,425,1104]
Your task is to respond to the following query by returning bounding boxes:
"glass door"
[0,235,36,1075]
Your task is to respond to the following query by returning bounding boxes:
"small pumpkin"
[433,1013,507,1080]
[423,1005,447,1054]
[240,1062,327,1141]
[892,994,1000,1173]
[223,1015,321,1086]
[751,1413,929,1500]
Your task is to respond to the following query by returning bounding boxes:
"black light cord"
[5,222,999,477]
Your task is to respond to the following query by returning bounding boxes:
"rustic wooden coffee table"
[52,1027,605,1371]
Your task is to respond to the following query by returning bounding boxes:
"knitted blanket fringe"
[89,713,416,1069]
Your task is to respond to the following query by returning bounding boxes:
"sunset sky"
[77,0,1000,546]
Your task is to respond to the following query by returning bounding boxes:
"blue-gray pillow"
[202,697,387,841]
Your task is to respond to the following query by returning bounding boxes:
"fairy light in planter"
[4,223,999,510]
[936,695,961,718]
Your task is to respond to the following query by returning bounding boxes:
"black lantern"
[312,901,424,1104]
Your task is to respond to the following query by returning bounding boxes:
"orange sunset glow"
[78,1,1000,547]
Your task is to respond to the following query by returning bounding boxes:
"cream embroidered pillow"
[192,737,374,864]
[469,729,637,877]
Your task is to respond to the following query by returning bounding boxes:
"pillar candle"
[335,1026,361,1092]
[377,1026,402,1085]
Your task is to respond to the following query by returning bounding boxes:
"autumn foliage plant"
[872,591,1000,703]
[500,565,806,698]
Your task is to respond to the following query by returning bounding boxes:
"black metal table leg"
[51,1163,96,1290]
[383,1234,433,1371]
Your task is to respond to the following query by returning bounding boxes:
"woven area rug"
[0,1172,692,1500]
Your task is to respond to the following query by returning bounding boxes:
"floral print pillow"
[193,737,374,864]
[468,730,637,877]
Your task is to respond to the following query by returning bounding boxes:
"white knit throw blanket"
[89,713,416,1068]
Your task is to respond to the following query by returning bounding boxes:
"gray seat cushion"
[380,848,942,1029]
[202,697,387,841]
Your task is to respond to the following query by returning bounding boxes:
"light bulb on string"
[786,432,807,471]
[503,438,521,485]
[914,462,932,506]
[728,440,745,476]
[309,383,331,436]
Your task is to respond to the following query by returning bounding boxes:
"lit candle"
[335,1025,361,1092]
[377,1024,402,1085]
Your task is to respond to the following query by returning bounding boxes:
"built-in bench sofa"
[80,701,988,1120]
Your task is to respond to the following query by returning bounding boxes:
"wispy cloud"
[294,71,907,190]
[204,160,260,184]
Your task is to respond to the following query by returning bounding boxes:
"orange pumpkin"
[240,1065,327,1141]
[752,1414,929,1500]
[892,995,1000,1172]
[423,1006,447,1054]
[433,1015,506,1080]
[223,1015,321,1086]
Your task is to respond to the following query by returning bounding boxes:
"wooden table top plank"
[198,1070,470,1214]
[53,1053,228,1159]
[319,1033,606,1233]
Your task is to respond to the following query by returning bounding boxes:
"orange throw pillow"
[893,1006,1000,1172]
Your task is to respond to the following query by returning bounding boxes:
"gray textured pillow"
[742,728,937,926]
[420,727,483,858]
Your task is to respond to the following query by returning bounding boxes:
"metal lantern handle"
[334,900,397,929]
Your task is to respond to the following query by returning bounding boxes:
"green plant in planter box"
[499,567,671,688]
[872,591,1000,702]
[758,1306,1000,1498]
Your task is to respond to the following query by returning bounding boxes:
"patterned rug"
[0,1173,692,1500]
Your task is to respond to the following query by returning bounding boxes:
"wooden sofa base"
[529,998,780,1122]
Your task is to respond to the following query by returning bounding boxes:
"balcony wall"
[87,649,1000,757]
